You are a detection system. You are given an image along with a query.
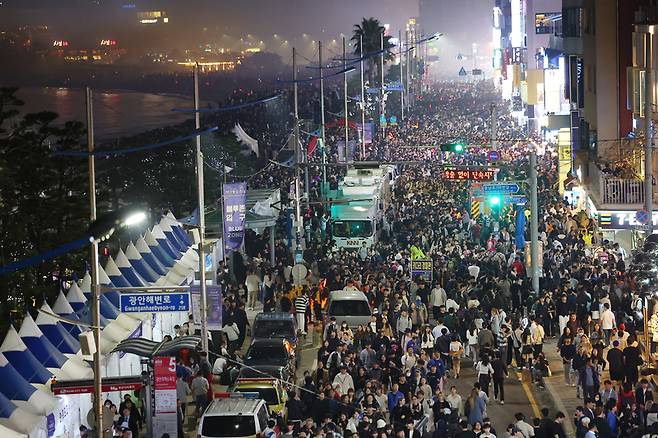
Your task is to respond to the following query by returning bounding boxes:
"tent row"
[0,213,198,437]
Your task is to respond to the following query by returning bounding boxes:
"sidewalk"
[543,339,579,438]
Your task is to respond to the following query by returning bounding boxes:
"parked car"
[252,312,299,362]
[242,338,296,382]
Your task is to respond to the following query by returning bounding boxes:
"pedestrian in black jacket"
[606,341,625,384]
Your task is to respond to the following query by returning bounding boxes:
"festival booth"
[0,213,199,437]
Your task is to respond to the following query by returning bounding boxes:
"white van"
[197,394,269,438]
[326,290,372,328]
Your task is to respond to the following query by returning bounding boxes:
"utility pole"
[292,48,310,213]
[491,104,497,181]
[380,30,385,137]
[193,64,209,353]
[404,30,411,112]
[343,36,349,162]
[645,27,654,237]
[359,34,366,157]
[293,47,303,250]
[399,29,405,121]
[319,41,327,194]
[86,87,103,438]
[530,151,539,293]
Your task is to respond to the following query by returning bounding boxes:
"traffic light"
[487,194,502,207]
[440,142,465,153]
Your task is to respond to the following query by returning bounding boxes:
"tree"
[351,18,396,86]
[0,88,89,317]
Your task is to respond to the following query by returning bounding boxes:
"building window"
[535,13,560,34]
[562,7,582,38]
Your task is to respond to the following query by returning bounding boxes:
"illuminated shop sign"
[598,211,658,230]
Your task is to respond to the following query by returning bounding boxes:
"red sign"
[154,357,176,391]
[53,382,142,395]
[442,169,496,181]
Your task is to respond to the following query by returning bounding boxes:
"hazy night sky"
[0,0,421,47]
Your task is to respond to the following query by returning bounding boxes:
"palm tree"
[351,17,395,86]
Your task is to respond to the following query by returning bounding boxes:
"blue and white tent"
[125,242,160,283]
[103,256,133,288]
[0,327,60,386]
[35,304,80,358]
[65,282,87,314]
[113,249,147,287]
[135,236,168,276]
[0,423,27,438]
[0,390,45,437]
[150,224,183,261]
[144,229,176,268]
[0,353,59,416]
[52,291,82,337]
[164,211,194,246]
[18,315,91,380]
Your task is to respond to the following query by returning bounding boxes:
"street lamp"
[88,207,146,435]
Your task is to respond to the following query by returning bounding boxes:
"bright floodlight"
[123,211,147,227]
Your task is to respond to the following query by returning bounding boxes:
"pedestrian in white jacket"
[332,367,354,395]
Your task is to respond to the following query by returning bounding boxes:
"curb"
[543,377,576,438]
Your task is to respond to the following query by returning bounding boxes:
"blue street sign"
[510,195,528,204]
[384,82,403,92]
[120,292,190,313]
[366,87,380,94]
[484,183,520,194]
[488,150,500,161]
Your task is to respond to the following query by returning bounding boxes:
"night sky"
[0,0,420,44]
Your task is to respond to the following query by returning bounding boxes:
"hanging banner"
[153,356,178,438]
[357,123,374,144]
[190,285,223,330]
[223,182,247,252]
[515,205,526,249]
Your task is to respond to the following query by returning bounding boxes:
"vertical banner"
[336,141,346,163]
[222,182,247,252]
[153,356,178,438]
[190,285,223,330]
[357,123,374,144]
[515,205,526,249]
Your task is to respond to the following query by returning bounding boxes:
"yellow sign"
[557,128,572,195]
[471,200,481,220]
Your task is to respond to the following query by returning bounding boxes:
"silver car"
[327,289,372,328]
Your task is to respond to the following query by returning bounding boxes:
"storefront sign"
[598,210,658,230]
[52,378,143,395]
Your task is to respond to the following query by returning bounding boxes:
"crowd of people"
[174,80,658,438]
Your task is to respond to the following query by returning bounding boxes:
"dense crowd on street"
[158,80,658,438]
